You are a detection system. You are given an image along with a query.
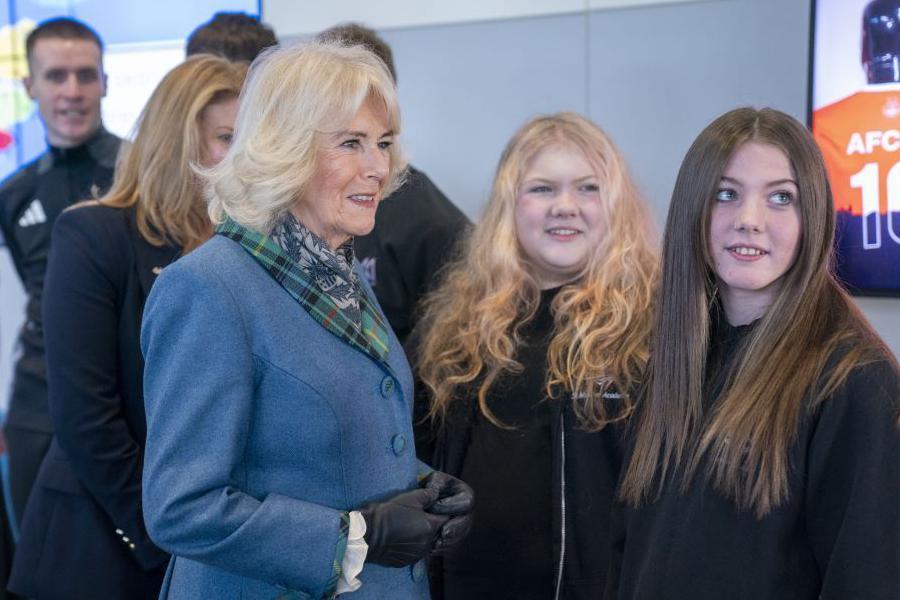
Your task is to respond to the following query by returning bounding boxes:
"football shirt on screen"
[813,86,900,292]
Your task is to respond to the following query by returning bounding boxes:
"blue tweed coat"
[140,233,430,599]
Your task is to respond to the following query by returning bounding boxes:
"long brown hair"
[619,107,897,517]
[101,55,247,251]
[418,112,657,430]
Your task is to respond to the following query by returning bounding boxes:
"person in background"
[416,112,657,599]
[186,11,277,63]
[7,55,247,600]
[608,107,900,599]
[318,23,470,347]
[141,41,472,599]
[0,17,120,535]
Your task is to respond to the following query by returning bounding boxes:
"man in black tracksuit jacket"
[0,18,120,531]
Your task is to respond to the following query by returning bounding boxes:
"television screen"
[811,0,900,296]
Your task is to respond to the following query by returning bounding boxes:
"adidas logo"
[17,199,47,227]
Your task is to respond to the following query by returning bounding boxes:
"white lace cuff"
[335,510,368,594]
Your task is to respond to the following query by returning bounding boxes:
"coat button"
[391,434,406,456]
[380,376,395,398]
[115,528,124,535]
[411,559,426,582]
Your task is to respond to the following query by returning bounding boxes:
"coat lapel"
[216,218,391,366]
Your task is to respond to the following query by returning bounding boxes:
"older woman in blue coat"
[140,41,473,599]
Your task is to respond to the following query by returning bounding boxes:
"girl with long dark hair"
[608,107,900,599]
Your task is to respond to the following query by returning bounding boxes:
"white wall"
[266,0,716,37]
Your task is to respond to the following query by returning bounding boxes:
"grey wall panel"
[856,297,900,357]
[265,0,719,37]
[380,13,588,219]
[586,0,811,225]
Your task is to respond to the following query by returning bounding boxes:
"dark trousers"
[0,493,23,600]
[0,429,29,600]
[3,427,52,529]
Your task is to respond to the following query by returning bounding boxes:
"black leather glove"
[359,487,450,567]
[420,471,474,554]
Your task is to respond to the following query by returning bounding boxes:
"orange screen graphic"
[813,89,900,216]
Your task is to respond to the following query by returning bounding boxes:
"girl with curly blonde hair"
[416,112,657,599]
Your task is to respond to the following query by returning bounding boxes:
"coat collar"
[39,127,120,174]
[216,217,391,365]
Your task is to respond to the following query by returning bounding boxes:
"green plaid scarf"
[216,217,390,364]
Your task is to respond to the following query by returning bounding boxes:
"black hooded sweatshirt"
[606,312,900,600]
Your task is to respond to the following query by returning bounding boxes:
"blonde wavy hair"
[418,112,658,430]
[100,55,247,251]
[204,40,406,235]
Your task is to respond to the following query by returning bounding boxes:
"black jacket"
[9,203,175,599]
[420,289,626,600]
[431,397,625,600]
[0,128,121,433]
[355,166,469,346]
[605,317,900,600]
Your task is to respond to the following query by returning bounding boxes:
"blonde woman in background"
[416,112,657,600]
[8,55,247,599]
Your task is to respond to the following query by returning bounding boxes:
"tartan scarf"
[271,212,361,326]
[215,217,391,364]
